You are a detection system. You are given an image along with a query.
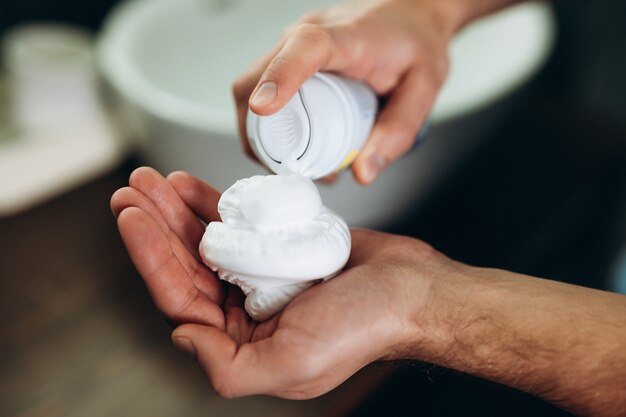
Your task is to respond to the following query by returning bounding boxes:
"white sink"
[98,0,555,228]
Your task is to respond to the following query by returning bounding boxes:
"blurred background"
[0,0,625,416]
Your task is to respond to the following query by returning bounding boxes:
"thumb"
[172,324,239,396]
[172,323,301,398]
[249,24,348,116]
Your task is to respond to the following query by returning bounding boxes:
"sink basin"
[98,0,555,228]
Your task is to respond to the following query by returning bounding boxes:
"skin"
[111,0,626,415]
[112,167,626,416]
[233,0,519,184]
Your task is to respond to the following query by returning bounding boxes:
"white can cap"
[256,91,311,164]
[248,73,355,179]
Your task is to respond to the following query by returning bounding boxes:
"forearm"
[405,264,626,416]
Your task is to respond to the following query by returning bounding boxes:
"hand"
[111,168,626,414]
[172,229,446,399]
[233,0,463,184]
[111,167,447,399]
[111,167,225,328]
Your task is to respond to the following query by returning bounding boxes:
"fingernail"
[173,336,196,359]
[250,81,277,108]
[362,154,386,184]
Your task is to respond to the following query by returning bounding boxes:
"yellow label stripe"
[335,149,360,173]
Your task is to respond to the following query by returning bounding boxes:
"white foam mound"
[199,174,351,321]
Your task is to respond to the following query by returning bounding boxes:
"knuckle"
[294,23,333,47]
[212,376,237,399]
[370,74,399,95]
[410,44,449,86]
[280,23,296,40]
[348,15,368,31]
[208,367,241,399]
[413,239,436,255]
[405,39,424,62]
[297,10,322,24]
[418,54,449,87]
[380,234,437,263]
[264,55,296,79]
[401,235,434,254]
[334,21,364,56]
[412,36,437,57]
[378,122,416,157]
[405,239,438,263]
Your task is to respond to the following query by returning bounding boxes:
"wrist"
[400,264,523,371]
[405,262,480,363]
[381,242,477,363]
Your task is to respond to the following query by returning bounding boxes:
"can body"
[247,72,377,179]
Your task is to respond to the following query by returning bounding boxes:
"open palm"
[112,167,436,399]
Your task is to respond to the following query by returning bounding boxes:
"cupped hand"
[111,167,447,399]
[172,227,445,399]
[234,0,461,184]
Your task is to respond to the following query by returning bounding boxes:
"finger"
[250,314,280,343]
[111,186,168,233]
[113,177,223,304]
[112,185,195,274]
[224,285,255,346]
[352,69,436,185]
[118,207,225,329]
[248,23,349,116]
[172,324,301,398]
[129,167,206,256]
[162,172,226,304]
[172,325,238,396]
[233,44,285,160]
[166,171,222,223]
